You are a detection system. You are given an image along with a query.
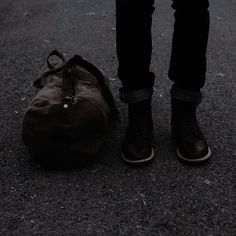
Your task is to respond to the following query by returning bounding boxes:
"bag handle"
[47,50,66,70]
[34,50,67,88]
[35,51,118,118]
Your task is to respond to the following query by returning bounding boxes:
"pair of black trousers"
[116,0,210,103]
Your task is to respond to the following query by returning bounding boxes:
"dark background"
[0,0,235,235]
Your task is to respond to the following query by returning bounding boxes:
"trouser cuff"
[170,85,202,105]
[120,87,153,103]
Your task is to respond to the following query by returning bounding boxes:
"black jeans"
[116,0,210,104]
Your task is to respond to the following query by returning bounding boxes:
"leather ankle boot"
[122,99,154,164]
[171,99,211,162]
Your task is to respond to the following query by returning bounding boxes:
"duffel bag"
[22,50,118,166]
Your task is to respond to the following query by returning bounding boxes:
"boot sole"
[176,147,211,162]
[121,148,155,164]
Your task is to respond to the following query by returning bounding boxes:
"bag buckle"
[62,95,74,109]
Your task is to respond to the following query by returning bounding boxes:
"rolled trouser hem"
[120,87,153,103]
[170,85,202,105]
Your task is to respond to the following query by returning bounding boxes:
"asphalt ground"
[0,0,235,235]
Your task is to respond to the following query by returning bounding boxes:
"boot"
[122,99,154,164]
[171,99,211,162]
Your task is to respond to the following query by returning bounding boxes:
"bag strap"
[61,60,76,105]
[69,55,118,118]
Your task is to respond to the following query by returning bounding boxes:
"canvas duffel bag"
[22,50,118,166]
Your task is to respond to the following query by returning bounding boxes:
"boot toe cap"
[122,141,154,164]
[177,140,211,162]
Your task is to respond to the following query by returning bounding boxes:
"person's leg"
[116,0,155,96]
[169,0,211,162]
[116,0,155,164]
